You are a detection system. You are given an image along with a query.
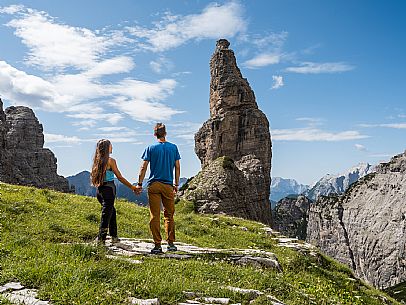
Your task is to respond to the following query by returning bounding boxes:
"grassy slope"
[0,183,399,305]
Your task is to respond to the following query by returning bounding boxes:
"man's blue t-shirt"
[141,141,181,186]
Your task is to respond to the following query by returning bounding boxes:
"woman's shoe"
[94,237,106,245]
[111,237,121,244]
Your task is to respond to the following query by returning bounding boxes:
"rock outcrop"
[0,99,69,192]
[306,150,406,289]
[180,39,272,224]
[273,195,312,240]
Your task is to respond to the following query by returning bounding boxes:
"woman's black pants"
[96,183,117,240]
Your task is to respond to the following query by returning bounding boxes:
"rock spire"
[180,39,273,224]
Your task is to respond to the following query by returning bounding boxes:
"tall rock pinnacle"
[180,39,273,224]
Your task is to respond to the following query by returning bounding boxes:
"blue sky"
[0,0,405,185]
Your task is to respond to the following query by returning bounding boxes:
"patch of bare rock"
[0,282,50,305]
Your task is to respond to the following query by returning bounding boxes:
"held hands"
[173,185,178,194]
[134,184,143,195]
[131,184,143,195]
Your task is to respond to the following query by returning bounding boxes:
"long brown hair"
[91,139,111,187]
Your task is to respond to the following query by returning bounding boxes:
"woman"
[91,139,137,244]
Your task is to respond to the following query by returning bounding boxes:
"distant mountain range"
[304,163,375,200]
[69,162,375,207]
[270,177,309,202]
[271,162,376,203]
[67,171,188,205]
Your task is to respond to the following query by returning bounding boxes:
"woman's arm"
[109,158,136,190]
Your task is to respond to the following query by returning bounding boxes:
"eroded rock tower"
[180,39,272,224]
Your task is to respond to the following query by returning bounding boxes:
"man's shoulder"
[146,142,160,149]
[165,141,178,149]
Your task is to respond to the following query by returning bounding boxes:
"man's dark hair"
[154,123,166,139]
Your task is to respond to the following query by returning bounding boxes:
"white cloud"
[168,121,202,144]
[84,56,135,78]
[271,127,369,141]
[108,78,182,122]
[51,73,106,102]
[98,126,129,132]
[0,5,24,14]
[96,130,137,138]
[126,1,246,51]
[4,6,124,71]
[44,133,84,144]
[286,62,354,74]
[0,60,70,111]
[251,32,288,49]
[380,123,406,129]
[296,117,323,123]
[93,128,142,143]
[355,144,367,151]
[243,53,281,69]
[296,117,324,127]
[359,123,406,129]
[72,120,97,128]
[67,113,124,125]
[150,56,173,74]
[368,153,393,158]
[0,59,181,124]
[0,5,204,126]
[271,75,284,89]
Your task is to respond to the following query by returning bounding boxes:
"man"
[135,123,181,254]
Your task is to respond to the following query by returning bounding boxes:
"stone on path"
[105,254,142,264]
[4,289,49,305]
[232,255,282,272]
[225,286,263,299]
[0,282,24,293]
[129,297,160,305]
[201,297,230,304]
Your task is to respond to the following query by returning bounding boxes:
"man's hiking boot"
[151,244,163,254]
[167,243,177,252]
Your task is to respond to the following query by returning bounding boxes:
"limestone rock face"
[0,99,69,192]
[273,195,312,240]
[306,150,406,289]
[181,39,272,224]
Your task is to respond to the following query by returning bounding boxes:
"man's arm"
[135,160,149,194]
[174,159,180,192]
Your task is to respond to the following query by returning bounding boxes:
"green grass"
[0,183,400,305]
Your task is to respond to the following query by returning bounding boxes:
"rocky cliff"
[273,195,312,240]
[180,39,272,224]
[306,150,406,289]
[0,99,69,192]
